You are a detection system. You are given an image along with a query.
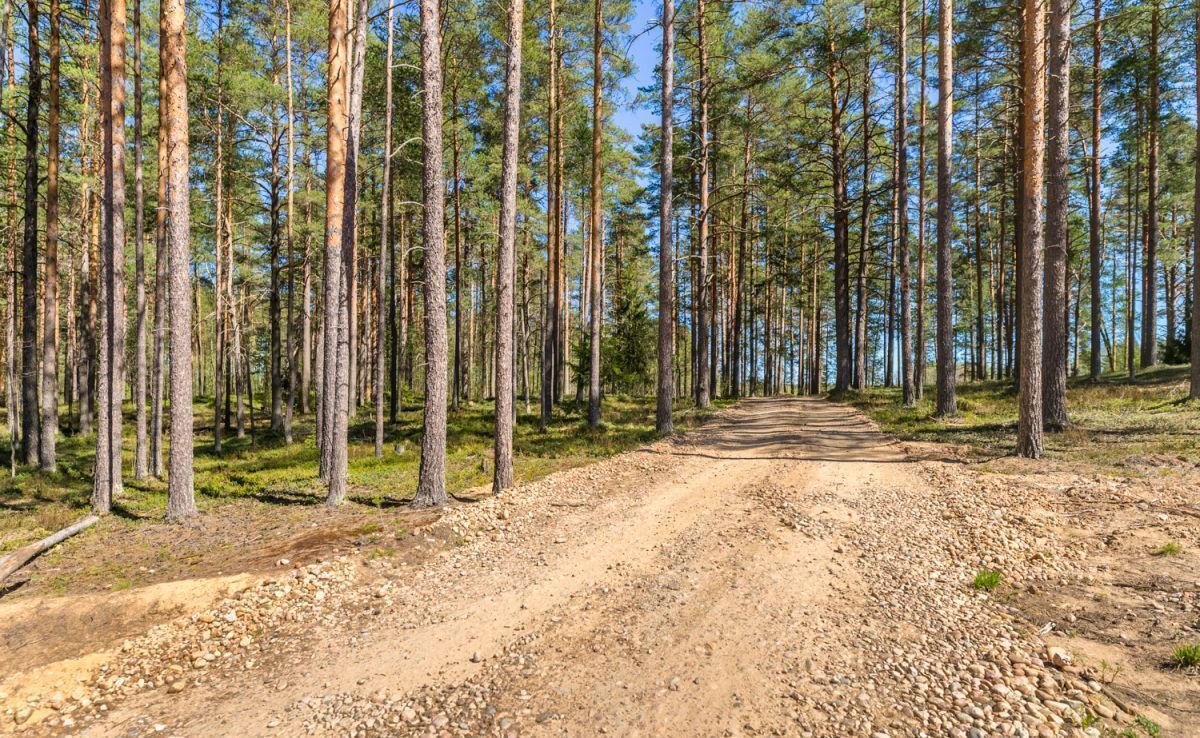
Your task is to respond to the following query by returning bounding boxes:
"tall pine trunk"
[132,0,148,478]
[40,0,60,469]
[413,0,448,507]
[493,0,524,490]
[897,0,914,406]
[656,0,675,435]
[93,0,127,512]
[587,0,604,426]
[1017,0,1046,458]
[934,0,955,416]
[163,0,195,520]
[375,3,394,457]
[1089,0,1103,381]
[20,0,40,466]
[321,0,350,501]
[1043,0,1070,429]
[694,0,710,407]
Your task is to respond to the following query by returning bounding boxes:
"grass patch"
[845,365,1200,469]
[1134,715,1162,737]
[972,568,1003,591]
[1170,643,1200,668]
[1151,542,1182,557]
[1,395,731,554]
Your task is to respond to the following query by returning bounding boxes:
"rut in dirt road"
[16,398,1155,738]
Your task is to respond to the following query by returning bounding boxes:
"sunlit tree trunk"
[20,0,41,466]
[656,0,675,435]
[934,0,955,416]
[321,0,350,501]
[93,0,128,512]
[1043,0,1070,429]
[694,0,711,407]
[163,0,195,520]
[1141,1,1159,368]
[1017,0,1045,458]
[283,0,297,444]
[132,0,148,478]
[1192,0,1200,399]
[413,0,448,507]
[40,0,60,470]
[897,0,914,406]
[1089,0,1103,382]
[375,3,394,457]
[493,0,523,490]
[587,0,604,426]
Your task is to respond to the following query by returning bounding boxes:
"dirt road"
[4,397,1191,737]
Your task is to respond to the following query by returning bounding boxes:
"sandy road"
[42,397,1158,737]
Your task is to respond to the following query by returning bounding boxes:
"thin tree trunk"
[1017,0,1045,458]
[1089,0,1103,382]
[375,2,394,457]
[1193,0,1200,399]
[162,0,193,519]
[934,0,955,416]
[322,0,350,502]
[150,11,166,476]
[898,0,914,406]
[1043,0,1070,429]
[656,0,675,434]
[40,0,60,470]
[93,0,127,512]
[1141,1,1159,369]
[132,0,148,478]
[20,0,40,466]
[493,0,523,491]
[854,34,872,392]
[283,0,297,444]
[916,0,928,398]
[694,0,710,407]
[413,0,448,507]
[587,0,604,427]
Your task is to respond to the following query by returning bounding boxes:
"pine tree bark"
[854,26,872,392]
[413,0,448,507]
[321,0,350,501]
[133,0,148,478]
[282,0,297,444]
[150,19,166,476]
[694,0,711,407]
[40,0,60,470]
[540,0,559,430]
[1141,1,1159,369]
[493,0,523,491]
[93,0,127,512]
[830,49,850,394]
[20,0,41,466]
[163,0,195,520]
[375,2,394,457]
[1192,0,1200,399]
[897,0,914,406]
[1043,0,1070,430]
[656,0,675,435]
[344,0,366,416]
[916,0,929,398]
[587,0,604,426]
[1089,0,1103,382]
[1017,0,1045,458]
[934,0,955,416]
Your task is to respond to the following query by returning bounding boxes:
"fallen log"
[0,514,100,583]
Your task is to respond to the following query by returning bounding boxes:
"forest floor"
[2,389,1199,738]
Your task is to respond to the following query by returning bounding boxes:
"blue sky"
[612,0,660,142]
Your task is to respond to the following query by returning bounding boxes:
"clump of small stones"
[3,559,359,735]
